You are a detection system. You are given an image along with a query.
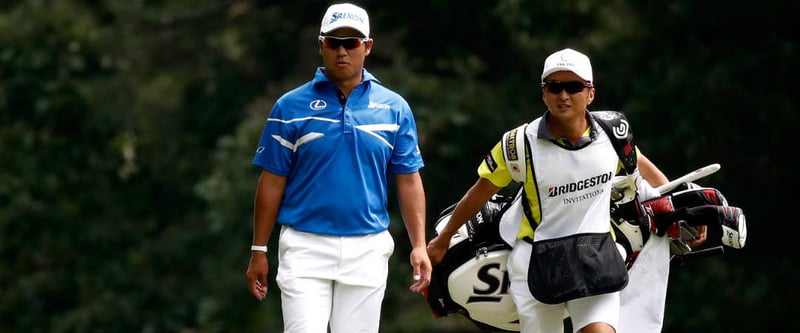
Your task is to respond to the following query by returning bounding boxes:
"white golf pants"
[276,226,394,333]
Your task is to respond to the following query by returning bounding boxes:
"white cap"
[540,48,593,83]
[320,3,370,38]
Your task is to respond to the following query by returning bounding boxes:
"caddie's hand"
[409,246,431,292]
[246,253,268,301]
[426,235,449,266]
[687,225,708,248]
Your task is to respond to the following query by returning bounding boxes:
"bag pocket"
[526,232,628,304]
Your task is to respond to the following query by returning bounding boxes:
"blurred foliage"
[0,0,794,332]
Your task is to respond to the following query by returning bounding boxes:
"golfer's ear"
[364,39,373,56]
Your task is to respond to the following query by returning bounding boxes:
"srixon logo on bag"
[443,246,520,331]
[447,247,515,309]
[465,262,510,303]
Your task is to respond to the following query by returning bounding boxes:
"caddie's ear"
[587,87,595,104]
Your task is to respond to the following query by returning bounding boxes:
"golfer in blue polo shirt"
[245,3,431,333]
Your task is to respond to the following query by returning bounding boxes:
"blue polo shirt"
[253,68,424,236]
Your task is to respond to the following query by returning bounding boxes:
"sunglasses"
[318,36,369,50]
[541,80,592,94]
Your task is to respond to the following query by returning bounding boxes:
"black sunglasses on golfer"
[318,36,369,50]
[541,80,593,94]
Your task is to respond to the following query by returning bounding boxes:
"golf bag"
[425,189,520,333]
[612,181,748,266]
[425,180,747,333]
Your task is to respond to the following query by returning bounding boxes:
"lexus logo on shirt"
[309,99,327,110]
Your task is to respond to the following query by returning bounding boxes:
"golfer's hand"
[246,253,268,301]
[409,246,431,292]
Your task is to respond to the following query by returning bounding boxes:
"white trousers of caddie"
[276,226,394,333]
[508,240,620,333]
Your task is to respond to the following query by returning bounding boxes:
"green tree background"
[0,1,794,332]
